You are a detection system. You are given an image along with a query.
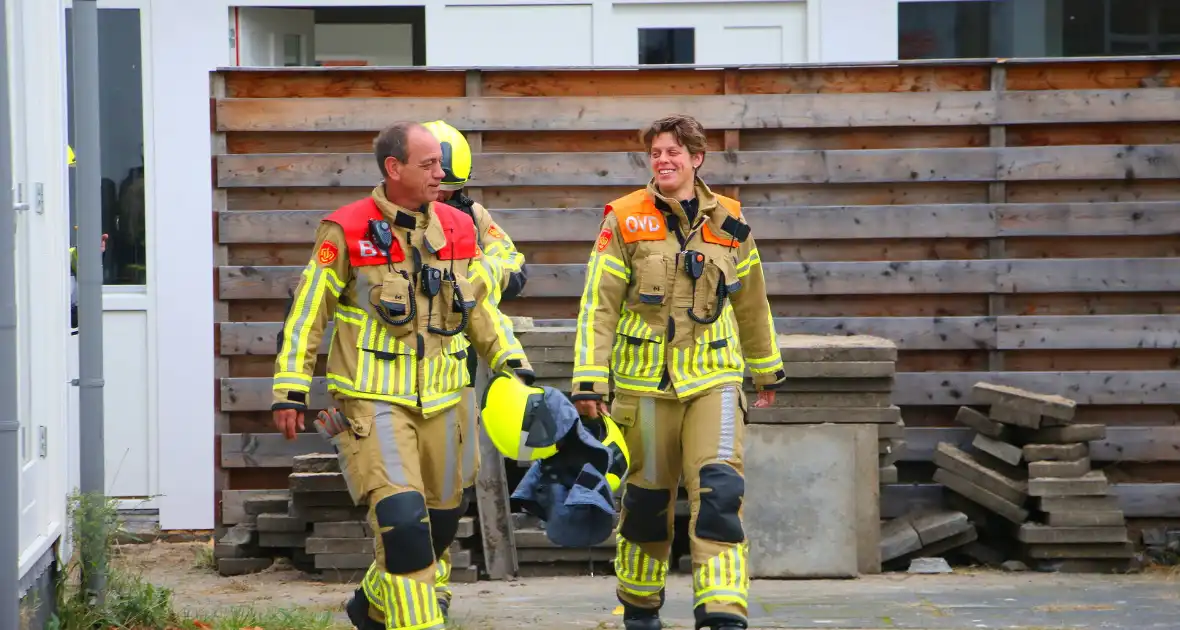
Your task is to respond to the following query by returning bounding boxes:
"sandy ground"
[115,541,1180,629]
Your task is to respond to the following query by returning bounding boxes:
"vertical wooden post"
[987,62,1007,371]
[465,67,519,580]
[473,357,519,579]
[211,72,230,539]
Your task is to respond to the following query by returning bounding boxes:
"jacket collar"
[371,185,450,253]
[646,175,723,231]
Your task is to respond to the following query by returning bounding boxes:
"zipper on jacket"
[416,332,425,408]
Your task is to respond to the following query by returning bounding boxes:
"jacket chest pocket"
[688,252,741,326]
[629,253,674,327]
[371,268,416,339]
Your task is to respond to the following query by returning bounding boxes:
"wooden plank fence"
[211,58,1180,532]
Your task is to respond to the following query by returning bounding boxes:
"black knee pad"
[374,491,434,574]
[695,464,745,544]
[429,504,464,559]
[619,485,672,543]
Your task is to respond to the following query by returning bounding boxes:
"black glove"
[514,368,536,386]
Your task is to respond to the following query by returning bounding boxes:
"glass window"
[901,0,1180,60]
[639,27,695,65]
[65,7,147,286]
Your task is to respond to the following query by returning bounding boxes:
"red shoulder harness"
[323,198,405,266]
[428,201,478,261]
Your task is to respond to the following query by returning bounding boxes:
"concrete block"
[777,334,898,363]
[933,468,1029,525]
[289,472,348,493]
[217,557,274,576]
[747,405,901,425]
[305,537,374,555]
[971,382,1076,422]
[880,519,922,562]
[256,513,307,533]
[962,541,1007,567]
[1028,471,1110,497]
[933,442,1027,505]
[780,361,896,379]
[292,453,340,474]
[315,553,374,570]
[877,419,905,439]
[242,494,290,516]
[954,406,1007,439]
[1017,524,1129,544]
[1029,457,1090,479]
[1043,510,1125,527]
[313,521,369,539]
[1036,495,1119,512]
[905,510,971,547]
[774,392,893,408]
[972,434,1023,466]
[289,505,368,522]
[853,422,881,575]
[879,465,898,484]
[291,491,355,508]
[1033,559,1137,573]
[258,531,309,548]
[988,401,1043,429]
[745,424,873,577]
[971,450,1028,481]
[1025,542,1135,559]
[1016,424,1106,445]
[1023,442,1088,462]
[913,527,977,558]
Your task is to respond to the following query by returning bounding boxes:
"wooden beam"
[220,316,1000,355]
[899,427,1180,463]
[214,145,1180,188]
[221,426,1180,468]
[218,371,1180,411]
[212,89,1180,132]
[881,483,1180,519]
[996,315,1180,350]
[217,258,1180,300]
[216,201,1180,245]
[472,357,519,579]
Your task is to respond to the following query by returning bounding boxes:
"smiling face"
[642,115,708,201]
[382,125,445,209]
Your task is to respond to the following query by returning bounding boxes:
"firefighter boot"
[345,587,382,630]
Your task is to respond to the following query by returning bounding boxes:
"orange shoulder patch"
[616,207,667,244]
[595,228,613,252]
[701,222,740,247]
[316,240,339,265]
[487,222,506,239]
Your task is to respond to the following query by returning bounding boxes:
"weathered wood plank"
[217,258,1180,300]
[220,316,995,355]
[997,315,1180,350]
[214,145,1180,188]
[216,202,1180,245]
[218,370,1180,411]
[215,92,1000,131]
[219,426,1180,468]
[881,483,1180,519]
[899,427,1180,463]
[213,89,1180,132]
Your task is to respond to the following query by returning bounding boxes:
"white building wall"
[143,0,903,530]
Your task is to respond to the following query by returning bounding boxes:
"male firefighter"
[570,114,786,630]
[420,119,530,611]
[271,121,534,630]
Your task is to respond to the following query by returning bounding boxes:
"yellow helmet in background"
[67,145,75,167]
[480,372,559,462]
[423,120,472,191]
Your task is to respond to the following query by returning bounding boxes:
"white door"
[232,8,315,67]
[9,0,48,554]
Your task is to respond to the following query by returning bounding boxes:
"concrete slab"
[745,424,868,578]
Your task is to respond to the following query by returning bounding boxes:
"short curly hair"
[640,114,708,158]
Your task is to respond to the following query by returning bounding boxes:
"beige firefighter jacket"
[272,186,531,418]
[572,177,785,401]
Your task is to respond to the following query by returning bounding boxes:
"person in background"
[67,145,108,328]
[570,114,786,630]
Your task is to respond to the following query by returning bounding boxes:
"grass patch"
[46,491,352,630]
[191,542,217,573]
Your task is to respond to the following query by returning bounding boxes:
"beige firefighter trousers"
[331,392,474,630]
[610,384,751,623]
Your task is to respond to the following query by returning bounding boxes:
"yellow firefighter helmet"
[422,120,472,191]
[480,372,559,462]
[68,145,75,167]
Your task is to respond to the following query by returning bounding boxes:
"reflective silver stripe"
[442,405,457,501]
[639,397,657,485]
[462,391,477,487]
[718,386,736,462]
[282,263,325,373]
[373,402,407,486]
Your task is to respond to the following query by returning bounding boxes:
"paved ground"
[120,542,1179,629]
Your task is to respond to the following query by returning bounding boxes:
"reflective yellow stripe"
[575,252,628,378]
[693,542,749,610]
[469,262,526,370]
[275,262,343,392]
[434,554,452,595]
[615,537,667,597]
[735,248,760,279]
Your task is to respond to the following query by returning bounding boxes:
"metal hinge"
[34,183,44,214]
[39,426,47,458]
